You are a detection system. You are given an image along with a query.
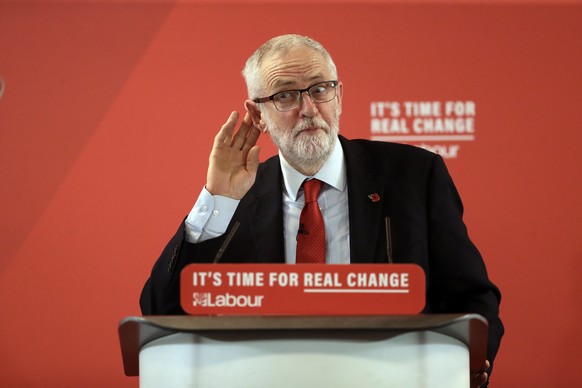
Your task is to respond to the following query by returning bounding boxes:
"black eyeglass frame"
[253,80,339,112]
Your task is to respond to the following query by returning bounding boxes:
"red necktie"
[296,179,325,263]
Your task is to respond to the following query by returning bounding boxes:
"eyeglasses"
[253,80,339,112]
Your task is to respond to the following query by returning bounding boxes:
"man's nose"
[298,91,318,117]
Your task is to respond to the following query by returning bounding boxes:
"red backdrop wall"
[1,0,581,386]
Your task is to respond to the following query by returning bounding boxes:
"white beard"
[264,106,340,175]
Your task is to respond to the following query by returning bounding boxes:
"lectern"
[119,314,487,388]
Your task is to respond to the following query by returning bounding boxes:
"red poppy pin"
[368,193,380,202]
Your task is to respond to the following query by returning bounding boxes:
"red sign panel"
[180,264,425,315]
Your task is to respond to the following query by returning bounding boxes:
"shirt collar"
[279,137,347,201]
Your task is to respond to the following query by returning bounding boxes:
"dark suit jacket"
[140,135,504,363]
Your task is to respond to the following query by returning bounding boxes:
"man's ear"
[336,81,344,115]
[244,99,268,133]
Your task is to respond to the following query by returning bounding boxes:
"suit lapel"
[244,157,286,263]
[340,136,389,263]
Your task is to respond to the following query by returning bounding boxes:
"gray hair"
[242,34,338,99]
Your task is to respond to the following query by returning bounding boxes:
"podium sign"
[180,264,425,315]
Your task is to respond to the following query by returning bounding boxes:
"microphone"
[296,223,309,240]
[384,217,393,264]
[213,221,240,263]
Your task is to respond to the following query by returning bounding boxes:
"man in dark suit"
[140,34,503,387]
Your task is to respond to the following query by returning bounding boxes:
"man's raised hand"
[205,111,261,200]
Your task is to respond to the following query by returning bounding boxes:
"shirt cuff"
[184,187,240,243]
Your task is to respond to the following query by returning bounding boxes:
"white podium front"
[119,314,487,388]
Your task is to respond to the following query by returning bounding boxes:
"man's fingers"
[231,112,254,149]
[470,371,488,388]
[246,145,261,175]
[214,112,256,151]
[241,125,261,152]
[470,359,490,388]
[214,111,239,146]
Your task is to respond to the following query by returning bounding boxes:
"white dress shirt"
[185,138,350,263]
